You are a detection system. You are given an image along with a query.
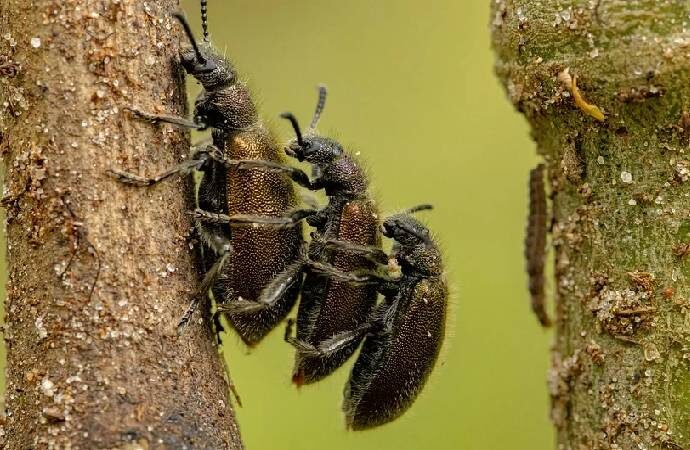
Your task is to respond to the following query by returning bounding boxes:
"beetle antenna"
[173,12,207,64]
[403,204,433,215]
[281,113,305,147]
[310,85,327,131]
[200,0,209,43]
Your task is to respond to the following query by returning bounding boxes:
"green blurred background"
[1,1,554,449]
[180,1,552,449]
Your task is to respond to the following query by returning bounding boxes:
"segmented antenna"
[173,12,207,64]
[404,204,433,215]
[281,113,305,147]
[200,0,209,42]
[310,85,328,131]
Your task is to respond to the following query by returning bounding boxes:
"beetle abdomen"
[343,277,447,430]
[215,128,303,346]
[293,199,380,384]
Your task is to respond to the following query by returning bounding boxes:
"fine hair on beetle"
[214,85,385,386]
[305,204,448,430]
[108,0,450,433]
[107,0,304,346]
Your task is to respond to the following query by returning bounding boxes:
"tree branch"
[493,1,690,448]
[0,0,242,448]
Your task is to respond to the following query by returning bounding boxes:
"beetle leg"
[208,311,243,407]
[188,209,234,225]
[320,239,389,265]
[177,238,232,334]
[218,158,315,188]
[107,156,207,187]
[294,325,372,358]
[283,318,320,354]
[189,208,317,228]
[285,317,370,358]
[217,260,305,314]
[305,259,395,285]
[125,107,206,129]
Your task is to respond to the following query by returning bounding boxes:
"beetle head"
[174,13,237,89]
[282,85,342,164]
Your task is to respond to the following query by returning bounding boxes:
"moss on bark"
[493,1,690,448]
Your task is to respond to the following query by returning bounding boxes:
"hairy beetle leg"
[217,260,305,314]
[305,259,392,285]
[177,238,232,334]
[107,157,206,187]
[107,144,223,187]
[283,318,319,355]
[220,159,314,188]
[209,311,243,407]
[190,208,317,228]
[125,107,205,129]
[525,163,551,327]
[321,238,389,265]
[225,367,243,408]
[285,318,371,359]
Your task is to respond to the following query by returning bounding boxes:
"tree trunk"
[492,1,690,449]
[0,1,243,448]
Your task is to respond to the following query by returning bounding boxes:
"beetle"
[206,86,384,385]
[108,1,303,345]
[302,205,448,430]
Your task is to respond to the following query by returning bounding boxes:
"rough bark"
[492,1,690,449]
[0,1,243,448]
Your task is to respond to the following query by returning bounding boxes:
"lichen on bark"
[493,1,690,448]
[0,0,242,448]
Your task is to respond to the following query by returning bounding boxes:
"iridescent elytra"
[304,206,448,430]
[108,1,303,345]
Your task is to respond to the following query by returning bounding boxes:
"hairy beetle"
[304,205,448,430]
[108,1,303,345]
[202,86,383,385]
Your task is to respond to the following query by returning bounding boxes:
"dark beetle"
[291,198,381,386]
[307,205,447,430]
[217,87,383,385]
[108,1,303,345]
